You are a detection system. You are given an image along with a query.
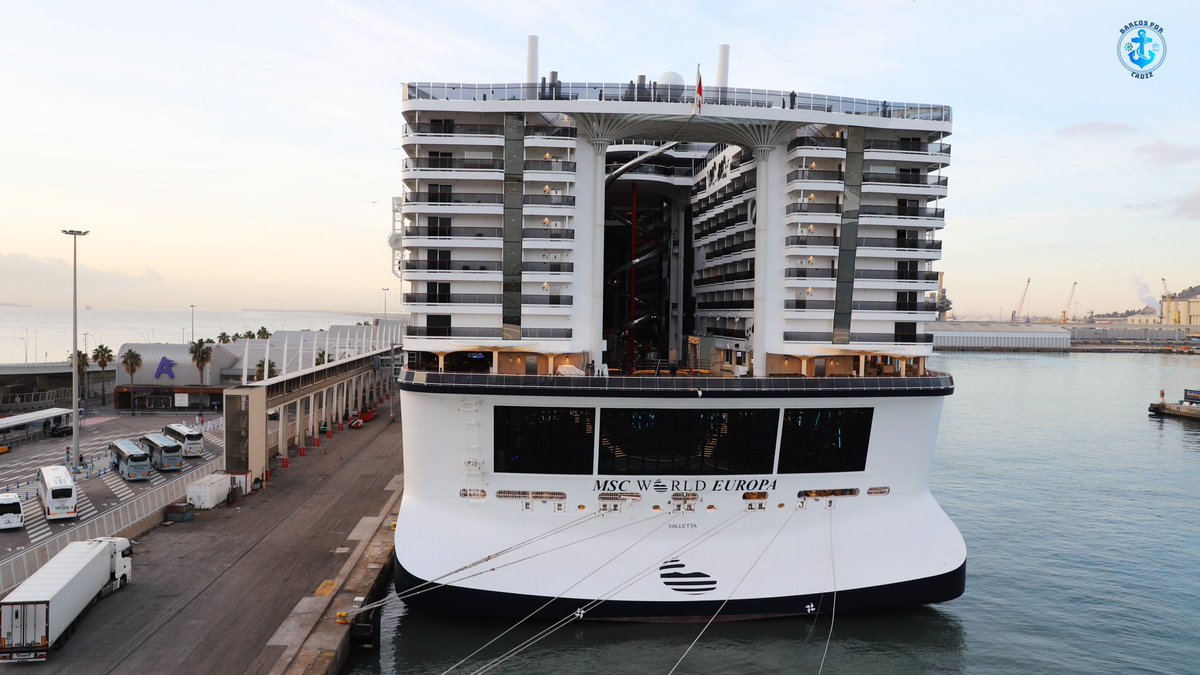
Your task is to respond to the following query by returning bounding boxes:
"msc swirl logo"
[1118,21,1165,79]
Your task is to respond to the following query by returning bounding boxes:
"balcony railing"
[783,300,837,310]
[694,269,755,286]
[522,261,574,272]
[786,169,845,182]
[863,140,951,154]
[785,300,936,311]
[787,137,847,151]
[403,192,504,205]
[524,160,578,172]
[696,300,754,310]
[403,293,573,305]
[785,203,843,215]
[782,332,933,343]
[524,126,578,138]
[403,83,952,122]
[405,326,573,338]
[859,205,945,218]
[523,228,575,239]
[862,173,949,186]
[402,260,501,271]
[854,270,941,281]
[404,226,502,238]
[403,123,504,136]
[403,158,504,170]
[523,194,576,206]
[785,268,838,279]
[606,163,695,178]
[706,239,756,260]
[785,235,942,250]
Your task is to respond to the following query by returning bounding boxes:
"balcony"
[784,235,839,247]
[523,228,575,239]
[524,126,578,138]
[696,300,754,310]
[854,270,940,281]
[783,300,836,310]
[859,205,944,219]
[403,158,504,170]
[404,226,502,238]
[785,203,843,216]
[403,123,503,136]
[402,260,501,271]
[523,194,576,206]
[785,268,838,279]
[787,137,847,150]
[694,269,755,286]
[783,300,936,311]
[522,261,574,273]
[402,293,573,305]
[786,169,845,182]
[862,173,948,187]
[403,192,504,205]
[709,327,748,339]
[524,160,578,172]
[782,332,933,343]
[405,326,573,339]
[863,140,951,155]
[705,239,756,260]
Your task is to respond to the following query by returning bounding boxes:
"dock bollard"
[298,446,307,457]
[326,429,333,439]
[282,457,289,468]
[313,436,321,447]
[265,468,271,482]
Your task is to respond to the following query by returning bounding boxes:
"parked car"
[49,425,72,437]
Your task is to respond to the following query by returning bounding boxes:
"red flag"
[694,64,703,115]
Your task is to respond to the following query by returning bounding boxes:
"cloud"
[1170,185,1200,219]
[1135,140,1200,166]
[1057,122,1136,137]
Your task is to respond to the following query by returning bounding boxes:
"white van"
[0,492,24,530]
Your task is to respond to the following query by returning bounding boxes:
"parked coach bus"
[109,439,152,481]
[0,492,23,530]
[162,423,204,457]
[35,465,77,520]
[138,433,183,471]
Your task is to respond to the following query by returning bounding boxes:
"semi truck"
[0,536,133,662]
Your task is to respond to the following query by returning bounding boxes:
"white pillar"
[751,145,774,377]
[716,44,729,90]
[589,139,610,363]
[241,340,249,384]
[282,336,289,375]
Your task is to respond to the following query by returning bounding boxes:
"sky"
[0,0,1197,320]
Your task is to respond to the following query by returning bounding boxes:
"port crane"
[1059,281,1077,324]
[1011,278,1030,323]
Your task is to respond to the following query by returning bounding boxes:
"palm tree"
[315,350,327,366]
[188,340,214,386]
[255,326,271,339]
[255,359,278,381]
[91,344,113,405]
[73,350,90,399]
[217,331,231,344]
[120,349,142,414]
[243,330,255,340]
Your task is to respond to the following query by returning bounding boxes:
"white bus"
[138,433,183,471]
[109,439,152,481]
[0,493,23,530]
[162,423,204,457]
[35,465,77,520]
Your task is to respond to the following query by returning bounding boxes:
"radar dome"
[658,71,685,87]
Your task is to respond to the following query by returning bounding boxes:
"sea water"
[348,352,1200,674]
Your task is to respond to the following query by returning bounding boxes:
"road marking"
[314,580,337,596]
[102,471,135,501]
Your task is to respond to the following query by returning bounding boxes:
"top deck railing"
[403,83,952,123]
[399,368,952,395]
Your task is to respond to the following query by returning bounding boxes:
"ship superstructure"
[390,39,964,621]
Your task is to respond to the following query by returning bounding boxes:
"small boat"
[1148,388,1200,420]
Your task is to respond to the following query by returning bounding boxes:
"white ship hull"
[392,378,965,621]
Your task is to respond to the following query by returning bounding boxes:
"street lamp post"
[63,229,89,472]
[190,304,196,343]
[382,288,389,321]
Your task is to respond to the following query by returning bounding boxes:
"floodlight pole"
[63,229,89,472]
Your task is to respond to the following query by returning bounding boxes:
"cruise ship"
[390,38,964,621]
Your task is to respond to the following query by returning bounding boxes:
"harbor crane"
[1059,281,1077,324]
[1011,278,1030,323]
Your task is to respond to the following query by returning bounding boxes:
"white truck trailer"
[0,536,132,662]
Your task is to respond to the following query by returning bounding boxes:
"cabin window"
[493,407,594,474]
[777,408,873,473]
[598,408,778,475]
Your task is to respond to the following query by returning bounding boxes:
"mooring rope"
[817,504,839,675]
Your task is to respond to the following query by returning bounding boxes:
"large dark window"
[598,409,778,475]
[778,408,873,473]
[494,407,594,474]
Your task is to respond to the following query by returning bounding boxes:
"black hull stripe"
[393,559,966,622]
